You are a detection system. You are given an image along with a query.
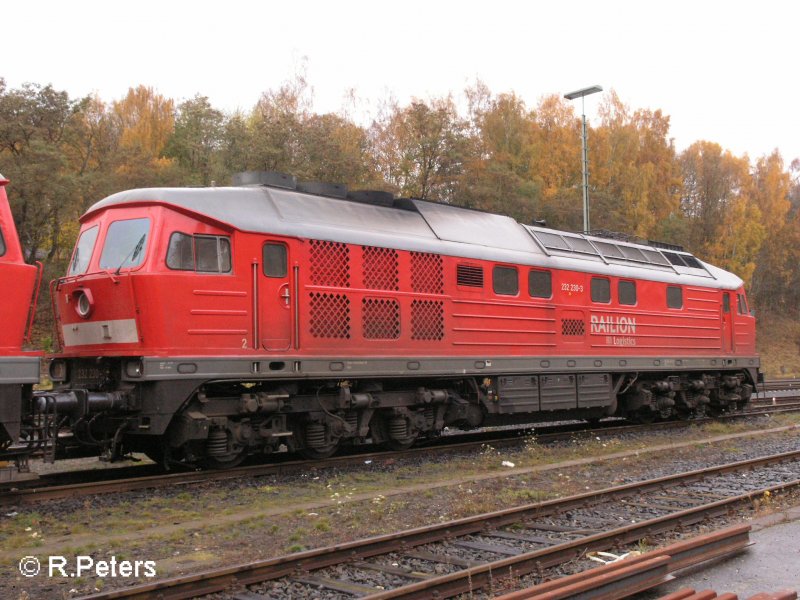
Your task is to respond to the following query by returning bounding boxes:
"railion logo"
[590,315,637,334]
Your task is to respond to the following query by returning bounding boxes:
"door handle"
[280,286,290,306]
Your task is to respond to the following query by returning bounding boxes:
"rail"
[76,448,800,599]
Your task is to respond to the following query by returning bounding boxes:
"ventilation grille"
[412,300,444,340]
[310,240,350,287]
[562,319,586,336]
[456,264,483,288]
[411,252,444,294]
[363,246,399,291]
[309,293,351,339]
[362,298,400,339]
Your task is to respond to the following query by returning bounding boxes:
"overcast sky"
[5,0,799,164]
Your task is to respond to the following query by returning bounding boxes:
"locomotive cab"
[54,202,243,358]
[56,210,153,350]
[49,195,254,460]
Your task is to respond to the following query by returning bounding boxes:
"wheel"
[383,435,417,451]
[203,450,247,469]
[633,409,656,424]
[298,422,340,459]
[299,442,340,460]
[202,427,247,469]
[370,416,419,450]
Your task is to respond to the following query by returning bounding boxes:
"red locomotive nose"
[0,174,42,455]
[0,175,40,354]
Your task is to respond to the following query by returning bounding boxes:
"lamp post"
[564,85,602,234]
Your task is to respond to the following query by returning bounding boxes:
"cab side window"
[167,233,231,273]
[0,227,6,257]
[166,233,193,269]
[737,293,748,315]
[196,236,231,272]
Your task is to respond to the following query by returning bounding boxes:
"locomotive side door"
[259,241,293,351]
[721,291,735,352]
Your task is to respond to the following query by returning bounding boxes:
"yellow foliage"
[113,85,175,158]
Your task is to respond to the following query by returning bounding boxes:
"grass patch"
[5,415,797,565]
[757,310,800,378]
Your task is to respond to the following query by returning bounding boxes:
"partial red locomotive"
[0,174,41,467]
[42,172,759,467]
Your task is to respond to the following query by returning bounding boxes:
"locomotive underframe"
[39,354,758,468]
[0,356,41,457]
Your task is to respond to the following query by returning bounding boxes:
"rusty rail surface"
[495,525,752,599]
[76,449,800,600]
[657,588,797,600]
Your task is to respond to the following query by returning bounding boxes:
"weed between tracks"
[3,415,800,598]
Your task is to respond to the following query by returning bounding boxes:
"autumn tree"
[218,110,254,180]
[165,95,225,186]
[0,79,85,262]
[590,91,681,238]
[679,141,765,282]
[528,95,583,231]
[749,151,796,310]
[456,86,540,222]
[111,85,178,188]
[369,97,468,201]
[247,75,310,173]
[293,113,373,185]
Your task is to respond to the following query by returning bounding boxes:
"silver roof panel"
[84,186,744,290]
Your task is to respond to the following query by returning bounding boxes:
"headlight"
[49,360,68,382]
[74,290,94,318]
[125,359,144,378]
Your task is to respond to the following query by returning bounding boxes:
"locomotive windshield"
[99,218,151,271]
[68,225,99,275]
[0,227,5,256]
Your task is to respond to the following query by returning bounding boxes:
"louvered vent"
[362,298,400,339]
[363,246,399,291]
[309,293,351,339]
[562,319,586,336]
[456,264,483,288]
[411,300,444,340]
[310,240,350,287]
[411,252,444,294]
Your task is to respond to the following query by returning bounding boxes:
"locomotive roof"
[86,185,744,290]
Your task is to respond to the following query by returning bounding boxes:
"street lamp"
[564,85,602,234]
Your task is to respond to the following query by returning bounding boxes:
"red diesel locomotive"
[42,171,759,467]
[0,174,41,465]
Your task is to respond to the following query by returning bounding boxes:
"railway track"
[761,378,800,392]
[77,448,800,600]
[2,400,799,508]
